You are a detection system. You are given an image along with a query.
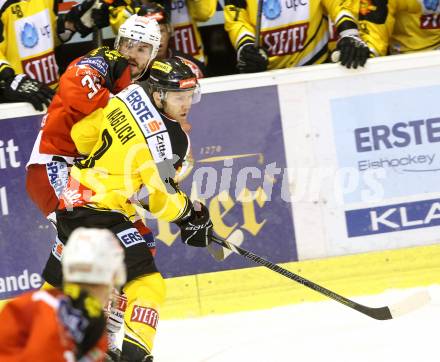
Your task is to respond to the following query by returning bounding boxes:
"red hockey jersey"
[0,289,107,362]
[39,46,131,158]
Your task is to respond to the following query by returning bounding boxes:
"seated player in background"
[0,0,109,110]
[358,0,440,56]
[0,227,126,362]
[224,0,370,72]
[135,2,206,78]
[42,57,213,362]
[104,1,205,78]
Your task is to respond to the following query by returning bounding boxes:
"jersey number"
[81,75,101,99]
[77,129,112,169]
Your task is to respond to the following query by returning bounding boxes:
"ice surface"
[154,286,440,362]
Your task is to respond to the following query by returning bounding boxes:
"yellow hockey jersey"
[169,0,216,63]
[358,0,440,56]
[64,83,190,223]
[224,0,359,69]
[109,0,217,63]
[0,0,59,87]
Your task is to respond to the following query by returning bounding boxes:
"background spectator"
[108,0,217,64]
[0,0,108,110]
[224,0,370,72]
[358,0,440,56]
[111,2,206,77]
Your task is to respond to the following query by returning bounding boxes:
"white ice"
[154,285,440,362]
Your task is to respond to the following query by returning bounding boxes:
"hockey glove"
[66,0,101,37]
[237,42,268,73]
[92,1,110,29]
[336,30,370,69]
[175,201,213,247]
[0,69,54,111]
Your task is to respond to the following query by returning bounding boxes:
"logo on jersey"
[46,160,69,198]
[147,120,163,133]
[59,180,94,210]
[423,0,439,11]
[171,0,185,11]
[77,56,109,76]
[261,0,309,28]
[22,52,59,86]
[16,9,54,59]
[116,228,145,247]
[21,23,38,48]
[172,25,199,56]
[130,305,159,329]
[262,23,308,56]
[263,0,282,20]
[51,238,64,261]
[285,0,308,11]
[420,13,440,28]
[419,0,440,27]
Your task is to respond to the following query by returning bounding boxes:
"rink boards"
[1,52,440,315]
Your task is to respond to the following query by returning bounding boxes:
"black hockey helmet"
[147,57,201,103]
[138,2,170,25]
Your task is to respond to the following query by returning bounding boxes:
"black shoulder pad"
[83,46,129,92]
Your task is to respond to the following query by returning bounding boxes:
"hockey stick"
[207,229,244,261]
[255,0,263,48]
[93,28,103,48]
[211,235,430,320]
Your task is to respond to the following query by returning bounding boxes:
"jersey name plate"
[117,85,174,163]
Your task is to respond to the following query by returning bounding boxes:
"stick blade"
[207,244,225,261]
[208,230,244,261]
[389,290,431,319]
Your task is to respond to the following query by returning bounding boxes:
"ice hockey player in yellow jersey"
[42,57,213,362]
[358,0,440,56]
[224,0,370,71]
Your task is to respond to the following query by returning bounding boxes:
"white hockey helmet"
[62,228,126,288]
[115,14,161,64]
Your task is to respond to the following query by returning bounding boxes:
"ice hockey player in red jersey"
[26,14,161,223]
[0,227,126,362]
